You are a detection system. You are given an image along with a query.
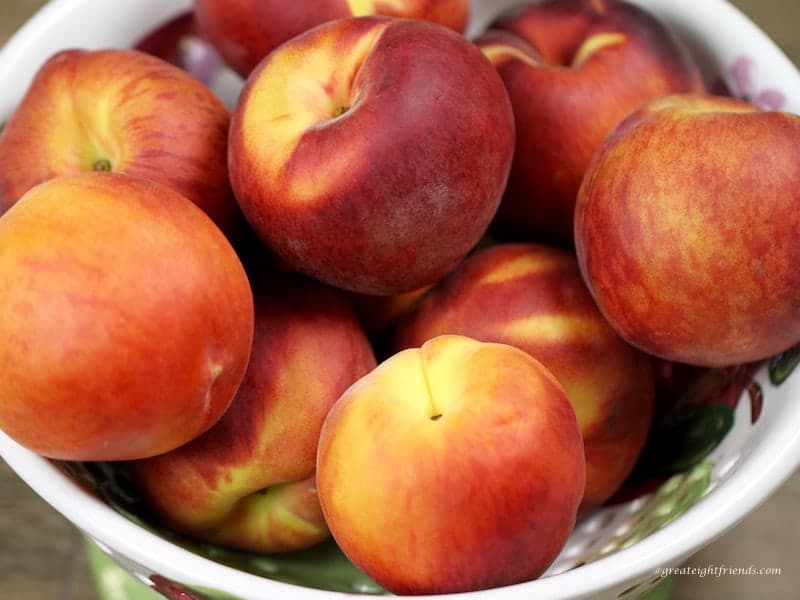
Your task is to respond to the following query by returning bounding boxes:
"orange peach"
[132,275,375,553]
[394,243,654,512]
[477,0,704,244]
[229,17,514,295]
[0,173,253,461]
[194,0,471,76]
[575,93,800,367]
[317,335,585,594]
[0,49,241,237]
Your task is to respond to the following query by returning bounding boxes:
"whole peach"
[0,49,242,237]
[317,335,585,594]
[575,93,800,367]
[132,275,375,553]
[229,17,515,295]
[0,173,253,461]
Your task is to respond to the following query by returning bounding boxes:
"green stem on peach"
[418,351,442,421]
[92,158,112,172]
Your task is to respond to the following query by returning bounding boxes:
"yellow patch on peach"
[45,75,125,173]
[644,93,760,116]
[240,21,388,203]
[201,477,328,551]
[559,370,614,429]
[572,32,626,66]
[503,314,608,345]
[479,251,573,284]
[346,0,408,16]
[480,43,541,68]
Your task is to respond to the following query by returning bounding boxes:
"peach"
[394,243,654,512]
[317,334,585,594]
[194,0,471,77]
[132,275,375,553]
[134,12,197,68]
[575,93,800,367]
[477,0,704,244]
[0,49,241,237]
[0,173,253,461]
[229,17,514,295]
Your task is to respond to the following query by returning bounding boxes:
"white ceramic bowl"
[2,1,800,599]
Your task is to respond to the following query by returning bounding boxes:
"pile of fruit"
[1,0,799,595]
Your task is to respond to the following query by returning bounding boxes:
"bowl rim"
[2,0,800,598]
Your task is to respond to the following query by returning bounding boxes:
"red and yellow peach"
[132,275,375,553]
[0,49,241,237]
[229,17,515,294]
[0,173,254,461]
[575,93,800,366]
[317,334,585,594]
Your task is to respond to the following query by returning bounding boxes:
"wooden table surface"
[1,1,799,599]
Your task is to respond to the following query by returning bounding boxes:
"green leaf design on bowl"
[585,461,712,565]
[64,455,713,596]
[769,342,800,385]
[661,405,735,473]
[635,404,734,478]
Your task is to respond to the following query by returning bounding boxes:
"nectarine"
[133,275,375,553]
[0,173,253,461]
[0,49,241,237]
[317,335,585,594]
[229,17,515,294]
[575,94,800,366]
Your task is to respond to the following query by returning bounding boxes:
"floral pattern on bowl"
[713,55,787,110]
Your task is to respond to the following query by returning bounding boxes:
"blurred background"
[0,1,799,598]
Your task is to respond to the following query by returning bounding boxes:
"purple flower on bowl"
[727,55,787,110]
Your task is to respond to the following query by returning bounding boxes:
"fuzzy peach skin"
[229,16,515,295]
[476,0,704,245]
[394,243,653,512]
[132,275,376,553]
[0,173,254,461]
[0,49,242,238]
[194,0,470,77]
[575,94,800,367]
[317,335,585,594]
